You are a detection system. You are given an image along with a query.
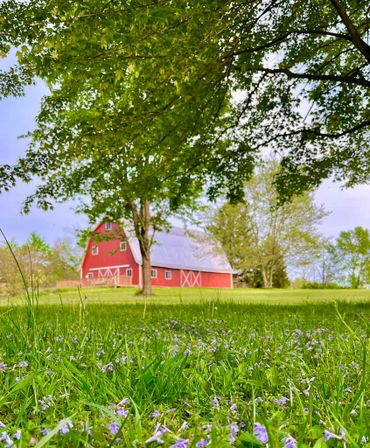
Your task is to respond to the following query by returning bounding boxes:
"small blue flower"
[196,439,209,447]
[282,434,297,448]
[171,437,189,448]
[254,423,268,444]
[324,430,341,441]
[59,418,73,435]
[108,422,119,435]
[13,430,21,440]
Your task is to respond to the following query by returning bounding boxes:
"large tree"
[1,0,369,200]
[332,227,370,288]
[0,1,253,295]
[206,162,327,288]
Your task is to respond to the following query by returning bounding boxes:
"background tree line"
[0,233,80,296]
[206,163,370,289]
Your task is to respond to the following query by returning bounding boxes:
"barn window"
[87,272,93,279]
[105,222,112,231]
[165,271,172,280]
[150,269,157,278]
[120,241,127,251]
[92,246,99,256]
[126,268,132,277]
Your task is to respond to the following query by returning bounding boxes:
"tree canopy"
[1,0,369,200]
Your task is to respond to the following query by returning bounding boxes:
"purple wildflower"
[324,430,341,441]
[179,421,188,432]
[303,388,310,396]
[196,439,209,447]
[18,361,28,368]
[230,403,237,414]
[229,422,239,435]
[41,429,50,436]
[116,407,128,418]
[145,424,170,445]
[171,437,189,448]
[212,396,220,409]
[59,418,73,435]
[282,434,297,448]
[13,430,21,440]
[229,422,239,444]
[361,436,368,443]
[254,423,268,444]
[0,432,9,442]
[0,422,5,428]
[152,410,160,418]
[0,363,7,372]
[274,396,288,406]
[101,362,114,373]
[108,422,119,435]
[145,433,165,444]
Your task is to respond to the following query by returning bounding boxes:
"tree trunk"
[261,266,273,288]
[139,198,152,296]
[130,197,152,296]
[141,244,152,296]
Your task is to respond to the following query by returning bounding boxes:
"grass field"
[2,286,370,307]
[0,289,369,447]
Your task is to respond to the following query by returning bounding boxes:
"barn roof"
[128,227,234,273]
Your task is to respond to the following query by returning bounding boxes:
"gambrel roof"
[128,227,233,274]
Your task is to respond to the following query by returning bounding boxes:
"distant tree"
[332,227,370,288]
[207,162,327,288]
[46,237,81,284]
[0,233,80,295]
[311,244,338,287]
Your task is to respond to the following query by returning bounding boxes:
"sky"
[1,68,370,244]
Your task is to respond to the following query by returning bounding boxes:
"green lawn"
[0,299,369,447]
[0,285,369,447]
[2,286,370,307]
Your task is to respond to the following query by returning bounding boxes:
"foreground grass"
[0,300,369,447]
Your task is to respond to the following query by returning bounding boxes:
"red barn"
[80,222,234,288]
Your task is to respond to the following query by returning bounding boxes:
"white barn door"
[180,270,201,287]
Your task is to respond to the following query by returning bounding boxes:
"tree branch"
[254,119,370,150]
[223,28,352,59]
[329,0,370,64]
[254,66,370,88]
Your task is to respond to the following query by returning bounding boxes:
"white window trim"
[105,222,112,231]
[165,270,172,280]
[150,269,157,279]
[120,241,127,251]
[126,268,132,277]
[92,246,99,256]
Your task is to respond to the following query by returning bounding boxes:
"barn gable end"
[80,222,141,286]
